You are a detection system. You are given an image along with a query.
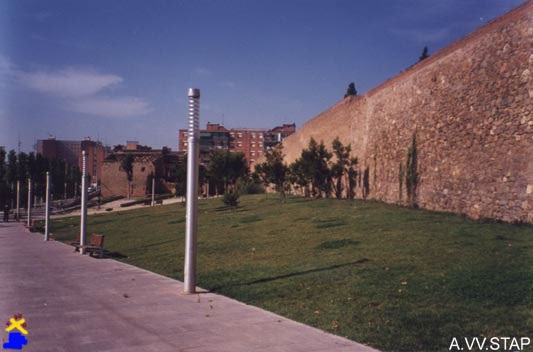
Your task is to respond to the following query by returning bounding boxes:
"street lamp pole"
[151,176,155,206]
[27,178,32,228]
[45,172,50,241]
[16,180,20,222]
[184,88,200,294]
[80,151,88,254]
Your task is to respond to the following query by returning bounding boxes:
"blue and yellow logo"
[3,314,28,350]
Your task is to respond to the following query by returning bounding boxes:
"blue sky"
[0,0,525,152]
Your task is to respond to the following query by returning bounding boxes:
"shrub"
[222,191,240,207]
[238,181,265,195]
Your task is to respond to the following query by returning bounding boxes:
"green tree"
[199,163,208,197]
[301,138,332,198]
[346,156,358,200]
[363,167,370,199]
[0,147,6,181]
[34,153,49,201]
[207,150,227,195]
[73,165,81,198]
[226,152,249,190]
[344,82,357,98]
[406,134,419,207]
[26,152,37,181]
[253,163,270,199]
[288,158,310,197]
[419,46,429,62]
[172,156,187,203]
[17,152,28,206]
[120,153,135,199]
[49,159,67,200]
[256,145,288,202]
[0,148,7,205]
[207,150,248,194]
[6,150,17,205]
[330,137,351,199]
[6,150,17,184]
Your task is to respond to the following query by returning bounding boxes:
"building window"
[238,142,242,147]
[252,143,255,147]
[251,151,255,156]
[251,133,256,138]
[184,142,188,146]
[258,151,262,156]
[238,133,242,138]
[259,134,263,139]
[250,159,255,163]
[141,167,146,172]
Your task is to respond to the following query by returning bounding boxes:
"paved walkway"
[51,197,187,219]
[0,222,377,352]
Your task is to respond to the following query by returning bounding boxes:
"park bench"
[24,219,36,229]
[71,234,105,258]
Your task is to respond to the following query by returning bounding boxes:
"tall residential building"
[36,136,110,184]
[178,122,296,166]
[80,138,110,184]
[36,137,81,166]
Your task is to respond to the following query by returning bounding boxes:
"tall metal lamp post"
[44,172,51,241]
[184,88,200,294]
[79,150,88,254]
[16,180,20,222]
[27,178,32,227]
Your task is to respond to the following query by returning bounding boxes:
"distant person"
[3,203,10,222]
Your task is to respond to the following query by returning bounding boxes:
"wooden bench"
[73,234,105,258]
[24,219,36,229]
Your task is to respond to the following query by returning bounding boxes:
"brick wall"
[282,1,533,222]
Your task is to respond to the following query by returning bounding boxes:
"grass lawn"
[48,194,533,351]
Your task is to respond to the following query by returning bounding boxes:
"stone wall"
[282,1,533,222]
[101,160,156,198]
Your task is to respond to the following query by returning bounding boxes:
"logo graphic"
[3,314,28,350]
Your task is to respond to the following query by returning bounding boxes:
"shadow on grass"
[104,251,128,259]
[208,258,369,292]
[92,219,116,226]
[215,205,248,213]
[240,215,262,223]
[135,239,177,250]
[317,239,359,249]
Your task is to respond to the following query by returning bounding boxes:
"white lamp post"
[45,172,50,241]
[80,151,88,254]
[184,88,200,294]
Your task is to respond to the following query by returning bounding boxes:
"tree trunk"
[127,181,131,199]
[336,177,342,199]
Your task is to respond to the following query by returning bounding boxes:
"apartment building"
[178,122,296,166]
